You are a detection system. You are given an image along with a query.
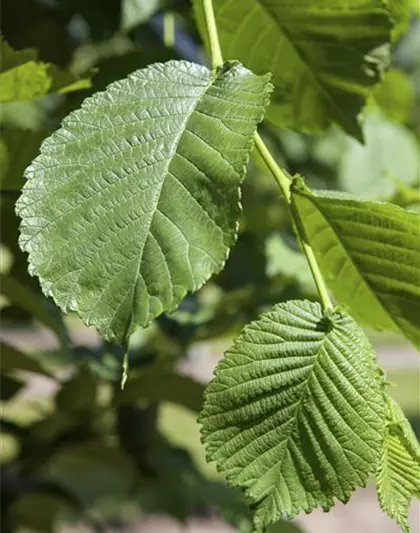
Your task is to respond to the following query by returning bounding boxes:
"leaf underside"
[200,300,385,532]
[194,0,392,139]
[17,60,272,343]
[291,184,420,348]
[375,397,420,533]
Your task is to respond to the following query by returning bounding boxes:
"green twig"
[200,0,333,312]
[202,0,223,69]
[253,133,291,202]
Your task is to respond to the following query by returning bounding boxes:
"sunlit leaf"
[376,396,420,533]
[0,37,92,103]
[200,300,385,531]
[193,0,392,139]
[291,182,420,347]
[17,60,272,342]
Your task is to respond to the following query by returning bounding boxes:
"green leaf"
[0,37,92,103]
[0,274,70,348]
[200,300,385,531]
[17,60,272,343]
[291,184,420,348]
[375,396,420,533]
[268,522,305,533]
[9,493,72,533]
[121,0,166,31]
[0,341,51,376]
[0,128,47,191]
[193,0,392,139]
[371,69,414,124]
[384,0,417,40]
[118,368,205,412]
[42,442,136,505]
[265,233,314,291]
[339,113,419,200]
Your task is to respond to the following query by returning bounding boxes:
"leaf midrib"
[248,319,333,501]
[126,69,219,337]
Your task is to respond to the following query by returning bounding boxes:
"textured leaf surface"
[194,0,392,139]
[0,37,92,103]
[200,300,385,531]
[376,397,420,533]
[291,184,420,348]
[17,60,271,342]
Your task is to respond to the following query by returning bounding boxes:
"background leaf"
[375,396,420,533]
[339,113,419,199]
[118,368,205,412]
[291,184,420,347]
[0,341,52,377]
[17,60,272,343]
[0,128,47,191]
[8,493,72,533]
[121,0,166,32]
[56,366,98,414]
[200,300,385,532]
[0,274,70,348]
[0,374,25,401]
[0,37,92,103]
[193,0,392,139]
[371,69,414,124]
[41,442,136,506]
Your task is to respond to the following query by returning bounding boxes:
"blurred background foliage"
[0,1,419,532]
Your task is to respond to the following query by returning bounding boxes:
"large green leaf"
[17,60,271,343]
[0,37,92,103]
[193,0,392,139]
[291,183,420,348]
[375,397,420,533]
[200,300,385,531]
